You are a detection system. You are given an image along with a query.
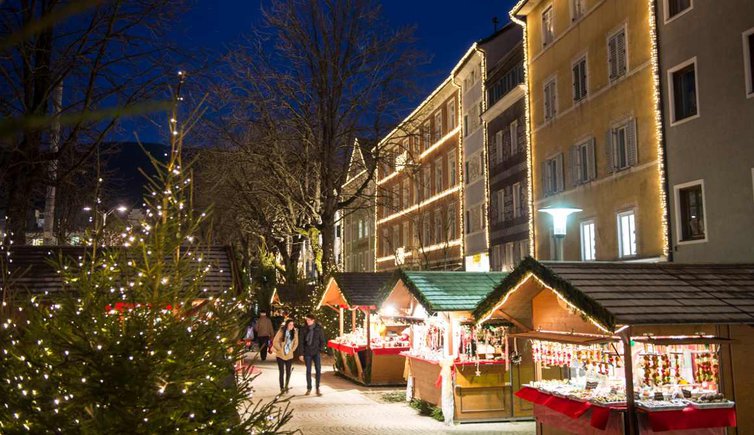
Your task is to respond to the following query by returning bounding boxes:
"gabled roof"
[474,257,754,330]
[320,272,394,309]
[271,283,315,306]
[4,245,239,298]
[396,270,508,313]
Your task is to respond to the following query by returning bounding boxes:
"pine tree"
[0,74,293,433]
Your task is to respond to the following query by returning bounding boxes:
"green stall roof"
[395,270,508,314]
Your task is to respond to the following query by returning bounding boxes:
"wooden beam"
[621,329,639,435]
[339,307,344,336]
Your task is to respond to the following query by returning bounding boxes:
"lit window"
[542,6,554,47]
[580,220,596,261]
[572,57,587,101]
[666,0,691,20]
[677,183,706,241]
[617,210,637,258]
[669,59,698,123]
[448,153,457,186]
[608,29,627,81]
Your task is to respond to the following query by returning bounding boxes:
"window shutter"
[606,129,615,173]
[572,65,579,100]
[556,153,565,192]
[587,138,597,180]
[499,190,505,222]
[544,85,551,119]
[541,161,549,196]
[465,161,469,184]
[617,31,627,76]
[627,118,638,166]
[490,132,498,166]
[502,126,511,160]
[608,37,618,79]
[574,145,583,186]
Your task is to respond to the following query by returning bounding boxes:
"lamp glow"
[539,207,581,236]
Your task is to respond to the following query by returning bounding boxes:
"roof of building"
[272,283,316,306]
[4,245,239,298]
[325,272,394,308]
[396,270,508,313]
[474,257,754,330]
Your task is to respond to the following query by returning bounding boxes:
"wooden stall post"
[366,310,372,350]
[621,329,639,435]
[352,309,356,332]
[339,307,344,336]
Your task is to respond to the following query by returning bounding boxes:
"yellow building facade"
[512,0,667,261]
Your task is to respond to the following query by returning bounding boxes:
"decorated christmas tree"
[0,73,293,433]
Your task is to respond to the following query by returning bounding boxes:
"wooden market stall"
[381,270,529,423]
[316,272,407,386]
[473,257,754,435]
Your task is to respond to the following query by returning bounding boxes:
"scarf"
[284,330,294,355]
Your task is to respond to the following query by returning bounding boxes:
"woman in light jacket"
[272,319,298,394]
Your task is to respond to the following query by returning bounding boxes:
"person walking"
[254,311,274,361]
[272,319,298,394]
[302,313,326,396]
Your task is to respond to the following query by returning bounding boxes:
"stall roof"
[319,272,394,309]
[474,257,754,330]
[271,284,314,306]
[396,270,508,313]
[4,245,241,297]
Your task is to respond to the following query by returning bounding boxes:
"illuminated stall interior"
[317,272,406,385]
[382,270,526,423]
[474,257,754,434]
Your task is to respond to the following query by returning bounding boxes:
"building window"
[422,167,431,200]
[422,214,431,245]
[423,122,431,150]
[358,219,364,239]
[512,182,522,218]
[401,180,409,209]
[381,228,389,256]
[665,0,691,21]
[463,114,469,136]
[434,159,443,194]
[675,182,706,242]
[572,56,587,102]
[402,221,409,247]
[504,242,515,270]
[543,79,557,121]
[745,29,754,97]
[509,119,519,156]
[617,210,637,258]
[608,119,637,172]
[465,152,483,184]
[448,202,457,240]
[447,100,456,129]
[496,189,505,223]
[669,58,699,124]
[449,153,457,186]
[608,28,627,81]
[571,0,585,21]
[542,5,554,47]
[542,153,564,196]
[434,210,443,244]
[580,220,596,261]
[434,111,443,141]
[571,138,596,185]
[490,130,499,167]
[495,130,504,164]
[466,205,484,234]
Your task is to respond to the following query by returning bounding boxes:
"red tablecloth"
[327,341,367,355]
[371,346,409,356]
[590,404,626,430]
[644,406,736,432]
[515,386,554,406]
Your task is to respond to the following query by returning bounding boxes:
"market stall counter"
[317,272,408,386]
[473,257,752,434]
[381,270,533,423]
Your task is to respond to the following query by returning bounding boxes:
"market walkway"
[246,353,536,435]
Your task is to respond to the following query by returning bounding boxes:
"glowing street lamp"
[539,207,581,261]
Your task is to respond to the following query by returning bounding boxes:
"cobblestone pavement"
[247,353,535,435]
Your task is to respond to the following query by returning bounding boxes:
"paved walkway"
[247,353,535,435]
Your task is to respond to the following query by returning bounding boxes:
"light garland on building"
[509,4,536,259]
[647,0,671,259]
[376,238,463,264]
[377,185,461,225]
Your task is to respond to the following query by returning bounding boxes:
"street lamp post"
[539,207,581,261]
[83,205,128,234]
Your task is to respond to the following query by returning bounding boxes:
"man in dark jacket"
[302,313,326,396]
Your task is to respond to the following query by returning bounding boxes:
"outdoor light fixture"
[117,206,128,213]
[82,206,92,212]
[539,207,581,261]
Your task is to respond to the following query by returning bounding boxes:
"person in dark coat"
[302,313,326,396]
[254,311,274,361]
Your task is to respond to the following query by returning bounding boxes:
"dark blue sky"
[128,0,519,143]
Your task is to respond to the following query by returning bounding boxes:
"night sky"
[124,0,519,143]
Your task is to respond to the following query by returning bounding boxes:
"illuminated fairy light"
[477,46,492,258]
[647,0,670,259]
[376,239,462,263]
[418,126,462,161]
[509,2,536,259]
[377,185,461,225]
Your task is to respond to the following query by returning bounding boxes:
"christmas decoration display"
[0,73,293,433]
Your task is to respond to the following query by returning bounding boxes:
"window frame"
[663,0,693,24]
[673,179,708,245]
[667,57,700,126]
[743,28,754,98]
[541,4,554,47]
[572,54,588,102]
[616,209,638,258]
[606,25,628,82]
[447,99,457,129]
[543,77,557,121]
[580,219,596,261]
[512,182,522,218]
[510,119,519,156]
[570,0,585,22]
